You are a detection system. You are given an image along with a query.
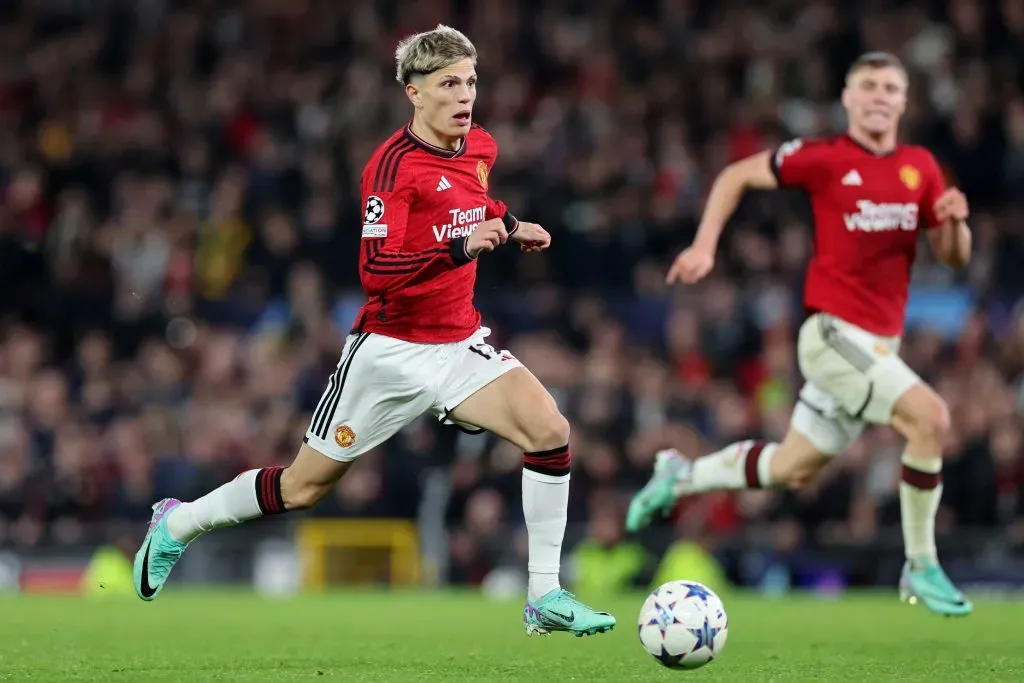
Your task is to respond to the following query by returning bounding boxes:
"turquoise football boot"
[899,558,973,617]
[133,498,188,602]
[523,589,616,637]
[626,449,690,533]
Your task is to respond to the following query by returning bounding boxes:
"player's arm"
[668,139,826,285]
[486,196,551,252]
[359,184,474,296]
[667,150,778,284]
[485,197,519,236]
[691,150,779,252]
[926,210,971,269]
[920,156,972,269]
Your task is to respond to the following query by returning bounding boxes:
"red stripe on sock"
[523,445,571,477]
[902,464,941,490]
[523,452,571,470]
[744,441,766,488]
[256,466,285,514]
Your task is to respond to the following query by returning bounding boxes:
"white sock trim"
[522,468,570,484]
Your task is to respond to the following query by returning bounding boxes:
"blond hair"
[846,51,908,84]
[395,24,477,85]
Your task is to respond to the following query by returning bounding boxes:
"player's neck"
[846,127,897,155]
[409,118,463,152]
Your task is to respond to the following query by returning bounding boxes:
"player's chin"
[861,114,895,134]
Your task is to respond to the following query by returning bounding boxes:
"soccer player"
[626,52,973,616]
[132,25,616,637]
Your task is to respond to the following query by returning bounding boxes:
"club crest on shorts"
[899,165,920,191]
[476,160,488,190]
[334,424,356,448]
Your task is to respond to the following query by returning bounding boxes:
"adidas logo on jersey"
[841,170,863,186]
[436,176,452,192]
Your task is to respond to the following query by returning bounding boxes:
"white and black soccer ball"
[637,580,729,670]
[364,195,385,224]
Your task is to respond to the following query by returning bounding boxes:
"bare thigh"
[447,367,569,452]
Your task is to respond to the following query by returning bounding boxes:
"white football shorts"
[303,326,523,461]
[790,312,921,456]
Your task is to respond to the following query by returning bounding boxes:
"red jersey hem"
[352,320,482,344]
[804,306,903,338]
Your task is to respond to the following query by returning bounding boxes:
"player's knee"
[279,468,329,511]
[904,394,951,449]
[521,411,571,453]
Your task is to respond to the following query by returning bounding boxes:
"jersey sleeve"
[485,197,519,234]
[769,138,831,191]
[918,151,948,230]
[358,164,473,297]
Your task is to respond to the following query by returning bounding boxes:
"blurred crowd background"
[2,0,1024,594]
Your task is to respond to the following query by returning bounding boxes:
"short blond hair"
[846,51,908,84]
[394,24,477,85]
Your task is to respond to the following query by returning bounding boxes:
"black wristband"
[450,236,475,265]
[502,212,519,236]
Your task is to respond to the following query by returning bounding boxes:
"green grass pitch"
[0,591,1021,681]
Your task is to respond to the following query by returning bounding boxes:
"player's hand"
[509,221,551,253]
[934,188,969,224]
[466,218,508,257]
[666,244,715,285]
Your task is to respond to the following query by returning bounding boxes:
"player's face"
[842,66,907,136]
[409,58,477,142]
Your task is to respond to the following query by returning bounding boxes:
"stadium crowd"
[1,0,1024,587]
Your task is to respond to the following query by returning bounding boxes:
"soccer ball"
[637,580,728,670]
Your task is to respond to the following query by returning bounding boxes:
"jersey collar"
[404,124,468,159]
[843,133,898,157]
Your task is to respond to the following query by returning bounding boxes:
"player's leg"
[890,383,948,565]
[625,380,857,532]
[162,443,354,545]
[439,330,614,636]
[134,332,434,601]
[134,445,356,602]
[799,313,970,615]
[888,382,970,615]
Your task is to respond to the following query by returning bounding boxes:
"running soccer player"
[626,52,973,616]
[133,25,615,637]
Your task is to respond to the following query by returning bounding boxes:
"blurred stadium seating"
[1,0,1024,598]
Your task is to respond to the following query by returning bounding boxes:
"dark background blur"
[1,0,1023,596]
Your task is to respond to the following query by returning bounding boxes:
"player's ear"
[405,82,424,109]
[840,86,852,111]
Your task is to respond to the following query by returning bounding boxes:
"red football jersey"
[770,134,946,336]
[352,124,516,343]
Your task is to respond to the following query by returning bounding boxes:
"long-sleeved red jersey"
[351,124,517,343]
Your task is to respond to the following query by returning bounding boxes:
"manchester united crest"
[476,160,489,190]
[899,165,920,191]
[334,424,356,448]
